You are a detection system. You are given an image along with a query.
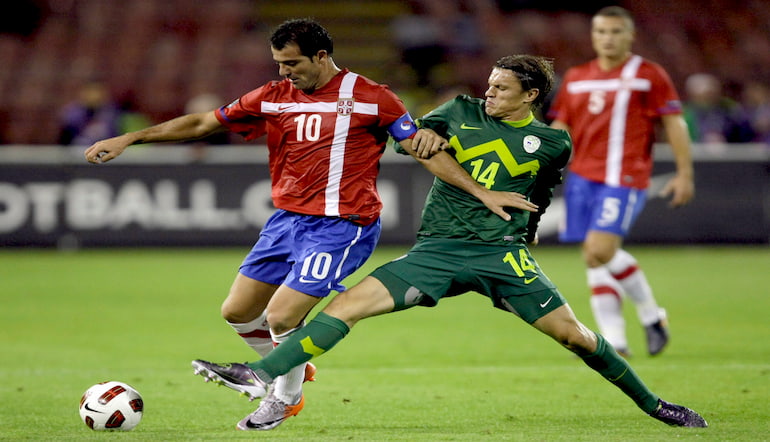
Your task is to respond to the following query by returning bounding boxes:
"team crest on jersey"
[337,98,354,116]
[523,135,541,153]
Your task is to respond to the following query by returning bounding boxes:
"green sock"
[580,333,660,413]
[247,312,350,383]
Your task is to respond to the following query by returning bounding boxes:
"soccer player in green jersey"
[193,55,707,430]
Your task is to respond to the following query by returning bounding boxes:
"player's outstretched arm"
[401,132,538,220]
[84,111,224,164]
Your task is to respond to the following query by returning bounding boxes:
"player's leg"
[585,184,668,355]
[532,303,658,408]
[604,248,668,355]
[560,176,629,354]
[248,276,397,382]
[583,230,630,355]
[238,241,455,385]
[221,274,277,357]
[233,275,397,431]
[260,216,380,416]
[583,185,653,355]
[531,303,706,427]
[221,210,295,358]
[232,216,381,430]
[261,285,322,408]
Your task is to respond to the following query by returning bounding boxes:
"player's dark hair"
[494,55,554,108]
[270,18,334,59]
[595,6,635,30]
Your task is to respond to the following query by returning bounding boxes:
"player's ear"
[314,50,329,64]
[525,88,540,104]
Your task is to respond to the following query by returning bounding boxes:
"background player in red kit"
[548,6,694,356]
[84,18,508,429]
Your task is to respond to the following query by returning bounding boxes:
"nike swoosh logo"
[83,403,103,413]
[460,123,481,130]
[243,418,280,429]
[539,295,554,308]
[524,275,539,284]
[299,276,320,284]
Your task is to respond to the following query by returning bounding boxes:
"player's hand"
[412,128,449,159]
[478,190,538,221]
[658,173,694,208]
[84,136,130,164]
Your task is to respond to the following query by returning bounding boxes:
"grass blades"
[0,245,768,440]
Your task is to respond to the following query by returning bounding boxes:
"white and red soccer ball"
[79,381,143,431]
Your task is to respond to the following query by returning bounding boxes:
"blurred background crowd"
[1,0,769,146]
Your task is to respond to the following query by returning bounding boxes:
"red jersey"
[216,69,414,225]
[548,55,682,189]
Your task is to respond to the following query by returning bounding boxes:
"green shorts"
[370,238,567,324]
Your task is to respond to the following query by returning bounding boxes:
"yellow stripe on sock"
[300,336,325,357]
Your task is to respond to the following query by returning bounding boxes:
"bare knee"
[582,233,621,267]
[582,244,614,267]
[553,324,597,356]
[264,310,303,335]
[219,276,275,324]
[220,296,263,324]
[535,306,598,356]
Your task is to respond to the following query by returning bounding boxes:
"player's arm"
[400,132,538,221]
[659,113,695,207]
[84,111,225,164]
[387,112,536,219]
[525,167,562,244]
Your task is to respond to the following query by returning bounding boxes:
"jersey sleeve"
[375,86,416,141]
[416,97,457,137]
[215,84,273,141]
[647,63,683,117]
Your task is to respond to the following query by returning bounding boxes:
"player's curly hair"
[270,18,334,59]
[494,55,555,109]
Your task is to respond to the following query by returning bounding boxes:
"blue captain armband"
[387,112,417,141]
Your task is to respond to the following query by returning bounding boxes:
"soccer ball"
[79,381,144,431]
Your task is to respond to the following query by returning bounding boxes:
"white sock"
[587,266,628,350]
[227,312,273,357]
[270,324,306,405]
[606,249,660,326]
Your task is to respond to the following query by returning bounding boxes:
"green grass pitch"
[1,245,768,441]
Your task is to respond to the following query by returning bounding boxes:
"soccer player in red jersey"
[548,6,695,356]
[85,18,513,429]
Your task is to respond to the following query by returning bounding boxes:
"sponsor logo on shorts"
[539,295,554,308]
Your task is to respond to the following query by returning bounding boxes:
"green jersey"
[415,95,572,244]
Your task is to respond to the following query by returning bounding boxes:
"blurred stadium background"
[0,0,768,247]
[2,0,770,144]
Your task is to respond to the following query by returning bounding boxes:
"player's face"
[484,67,537,121]
[272,43,323,92]
[591,15,634,61]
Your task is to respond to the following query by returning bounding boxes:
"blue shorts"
[239,210,381,297]
[559,173,647,242]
